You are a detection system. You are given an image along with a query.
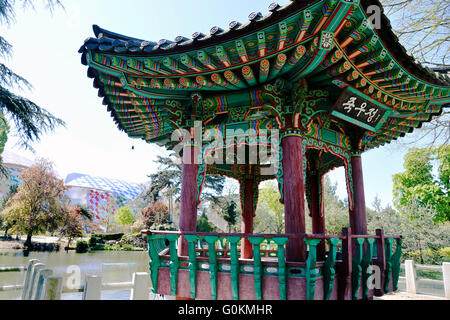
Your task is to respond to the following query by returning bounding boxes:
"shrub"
[88,235,98,248]
[403,248,450,265]
[75,240,89,253]
[92,243,105,251]
[91,233,124,242]
[140,201,169,229]
[422,248,446,265]
[119,233,147,248]
[104,243,121,251]
[152,222,177,231]
[196,213,214,232]
[438,247,450,261]
[121,244,133,251]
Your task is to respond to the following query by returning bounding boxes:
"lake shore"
[0,235,76,251]
[0,234,144,252]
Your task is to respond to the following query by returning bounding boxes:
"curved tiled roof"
[79,0,449,152]
[79,0,450,87]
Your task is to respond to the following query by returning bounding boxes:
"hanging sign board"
[331,87,389,132]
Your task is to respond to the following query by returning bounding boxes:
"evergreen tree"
[146,154,226,203]
[0,0,65,172]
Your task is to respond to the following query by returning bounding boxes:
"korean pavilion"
[79,0,450,300]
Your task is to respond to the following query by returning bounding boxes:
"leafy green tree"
[0,183,18,236]
[196,211,215,233]
[254,176,349,235]
[393,146,449,223]
[321,176,349,235]
[114,206,136,232]
[0,0,65,164]
[254,181,285,234]
[223,201,237,233]
[367,200,450,264]
[0,158,67,248]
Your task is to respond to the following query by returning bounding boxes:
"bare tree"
[378,0,449,148]
[381,0,449,67]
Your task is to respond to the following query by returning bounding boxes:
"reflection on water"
[0,250,150,300]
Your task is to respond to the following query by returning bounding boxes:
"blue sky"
[1,0,426,209]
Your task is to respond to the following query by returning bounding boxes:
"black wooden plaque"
[333,89,386,128]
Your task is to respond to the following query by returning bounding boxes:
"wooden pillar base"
[176,296,195,300]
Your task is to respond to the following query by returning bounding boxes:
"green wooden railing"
[144,229,402,301]
[350,235,402,300]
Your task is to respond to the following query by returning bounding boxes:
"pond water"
[0,249,150,300]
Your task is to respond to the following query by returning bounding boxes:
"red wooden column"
[281,134,306,262]
[310,170,326,260]
[240,178,256,259]
[349,153,367,235]
[178,144,200,256]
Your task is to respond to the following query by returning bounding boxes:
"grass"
[416,269,443,281]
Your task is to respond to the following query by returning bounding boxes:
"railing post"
[351,238,364,300]
[184,234,199,299]
[404,260,417,294]
[443,262,450,299]
[337,227,352,300]
[166,234,180,297]
[205,235,219,300]
[383,238,394,293]
[374,229,386,296]
[146,232,162,294]
[42,276,63,300]
[21,259,39,300]
[32,269,53,300]
[361,238,375,300]
[26,263,45,300]
[227,236,241,301]
[305,238,321,300]
[248,236,265,300]
[323,238,340,300]
[273,237,289,300]
[83,275,102,300]
[130,272,150,300]
[391,238,402,291]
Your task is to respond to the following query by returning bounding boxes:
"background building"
[64,173,143,233]
[0,150,34,198]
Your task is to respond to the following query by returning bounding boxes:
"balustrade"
[143,228,402,300]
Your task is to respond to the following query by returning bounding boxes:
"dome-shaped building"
[0,150,34,197]
[65,173,143,233]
